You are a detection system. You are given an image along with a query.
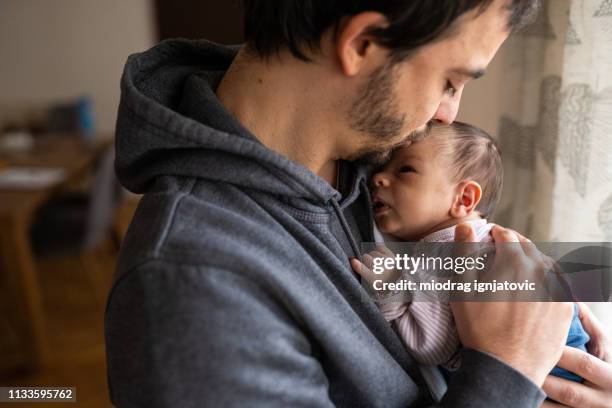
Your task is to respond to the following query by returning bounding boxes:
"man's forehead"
[437,0,511,67]
[453,0,512,34]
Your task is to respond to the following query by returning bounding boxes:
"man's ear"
[335,12,389,77]
[450,181,482,218]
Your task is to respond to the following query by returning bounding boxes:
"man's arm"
[452,225,576,386]
[106,257,552,407]
[105,260,334,407]
[439,349,546,407]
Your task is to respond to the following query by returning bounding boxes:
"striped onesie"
[374,218,494,369]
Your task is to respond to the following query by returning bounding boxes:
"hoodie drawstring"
[330,198,362,262]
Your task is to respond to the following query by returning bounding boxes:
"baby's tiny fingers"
[376,245,395,257]
[351,258,373,277]
[363,253,376,270]
[350,258,363,274]
[369,251,387,266]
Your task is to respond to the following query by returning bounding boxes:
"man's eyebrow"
[452,67,486,79]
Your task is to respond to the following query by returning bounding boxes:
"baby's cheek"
[376,213,401,234]
[375,216,392,232]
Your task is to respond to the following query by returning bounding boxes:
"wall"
[456,41,509,137]
[0,0,156,134]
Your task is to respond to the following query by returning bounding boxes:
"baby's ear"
[450,181,482,218]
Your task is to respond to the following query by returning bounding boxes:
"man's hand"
[577,302,612,363]
[541,347,612,407]
[451,224,575,387]
[541,303,612,407]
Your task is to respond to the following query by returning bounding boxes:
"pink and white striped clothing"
[374,219,494,368]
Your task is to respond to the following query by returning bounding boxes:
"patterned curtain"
[495,0,612,242]
[493,0,612,326]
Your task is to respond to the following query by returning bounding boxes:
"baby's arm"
[382,301,460,367]
[351,251,460,367]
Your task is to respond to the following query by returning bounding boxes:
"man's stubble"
[347,60,429,167]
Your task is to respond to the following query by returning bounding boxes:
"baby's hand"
[350,246,401,287]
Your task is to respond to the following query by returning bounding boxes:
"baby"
[352,121,589,383]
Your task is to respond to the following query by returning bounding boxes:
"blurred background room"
[0,0,610,407]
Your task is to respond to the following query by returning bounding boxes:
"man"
[105,0,612,406]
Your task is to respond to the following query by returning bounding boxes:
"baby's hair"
[431,121,503,218]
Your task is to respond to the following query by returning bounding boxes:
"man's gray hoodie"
[105,39,545,407]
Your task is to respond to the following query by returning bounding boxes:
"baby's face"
[371,135,457,241]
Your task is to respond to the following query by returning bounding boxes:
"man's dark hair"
[242,0,539,62]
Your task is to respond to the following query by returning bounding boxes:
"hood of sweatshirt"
[115,38,361,206]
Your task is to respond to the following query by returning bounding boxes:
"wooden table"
[0,134,113,372]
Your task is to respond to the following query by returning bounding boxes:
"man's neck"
[215,47,342,186]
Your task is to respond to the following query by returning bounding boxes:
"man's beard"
[349,126,428,167]
[346,60,430,167]
[348,60,405,141]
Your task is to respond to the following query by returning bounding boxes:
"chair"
[29,147,122,304]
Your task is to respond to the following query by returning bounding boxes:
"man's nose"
[433,91,462,125]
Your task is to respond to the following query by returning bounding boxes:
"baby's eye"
[399,165,416,173]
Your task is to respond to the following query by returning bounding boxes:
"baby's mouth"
[372,195,391,215]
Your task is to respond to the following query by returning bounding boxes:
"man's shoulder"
[124,178,285,254]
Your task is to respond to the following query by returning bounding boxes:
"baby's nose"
[372,173,389,187]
